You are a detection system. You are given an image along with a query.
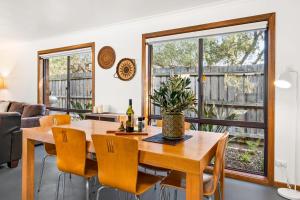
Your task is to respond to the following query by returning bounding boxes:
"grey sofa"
[4,101,46,128]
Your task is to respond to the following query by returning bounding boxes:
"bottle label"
[131,115,135,127]
[126,114,134,132]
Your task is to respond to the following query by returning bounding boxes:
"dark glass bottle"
[126,99,135,132]
[137,116,145,132]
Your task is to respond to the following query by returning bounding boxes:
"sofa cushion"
[8,102,27,114]
[0,101,10,112]
[22,104,46,118]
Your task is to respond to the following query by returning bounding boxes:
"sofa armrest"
[21,116,41,128]
[10,129,22,161]
[0,112,21,164]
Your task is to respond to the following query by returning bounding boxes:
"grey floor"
[0,145,285,200]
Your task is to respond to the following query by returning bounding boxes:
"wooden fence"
[49,72,92,109]
[151,64,265,139]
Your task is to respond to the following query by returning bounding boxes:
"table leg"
[215,183,220,200]
[186,171,203,200]
[22,137,35,200]
[214,163,224,200]
[220,160,225,200]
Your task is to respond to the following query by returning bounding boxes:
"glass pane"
[46,56,68,109]
[201,29,265,122]
[189,122,199,131]
[200,124,265,175]
[150,38,199,118]
[149,119,159,127]
[69,52,93,115]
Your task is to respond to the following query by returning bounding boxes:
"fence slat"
[49,72,92,109]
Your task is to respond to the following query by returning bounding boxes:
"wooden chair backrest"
[92,135,139,194]
[40,115,71,154]
[53,114,71,125]
[156,120,191,130]
[39,115,55,127]
[210,132,229,194]
[52,127,86,176]
[39,114,71,127]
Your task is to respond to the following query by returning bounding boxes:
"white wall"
[0,0,300,185]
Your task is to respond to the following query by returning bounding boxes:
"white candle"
[93,106,98,113]
[97,105,103,113]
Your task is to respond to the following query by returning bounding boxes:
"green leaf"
[150,75,197,113]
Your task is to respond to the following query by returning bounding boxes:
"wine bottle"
[126,99,135,132]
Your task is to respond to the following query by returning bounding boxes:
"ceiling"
[0,0,225,45]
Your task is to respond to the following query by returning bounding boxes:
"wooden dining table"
[22,120,224,200]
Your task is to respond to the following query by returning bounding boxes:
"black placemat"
[142,133,192,146]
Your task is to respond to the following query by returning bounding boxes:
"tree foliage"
[152,30,264,68]
[49,53,92,76]
[153,39,198,68]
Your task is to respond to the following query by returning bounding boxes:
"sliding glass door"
[44,55,68,109]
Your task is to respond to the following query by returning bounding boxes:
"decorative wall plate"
[98,46,116,69]
[115,58,136,81]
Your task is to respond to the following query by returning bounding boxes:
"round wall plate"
[115,58,136,81]
[98,46,116,69]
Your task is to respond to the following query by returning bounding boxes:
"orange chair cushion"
[136,172,163,195]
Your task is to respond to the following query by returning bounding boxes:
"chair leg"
[135,195,141,200]
[86,179,90,200]
[62,173,66,200]
[96,186,107,200]
[55,173,63,200]
[218,181,222,200]
[160,185,170,200]
[174,190,178,200]
[159,185,164,200]
[37,154,50,192]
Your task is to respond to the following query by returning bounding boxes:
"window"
[38,43,95,117]
[143,14,275,181]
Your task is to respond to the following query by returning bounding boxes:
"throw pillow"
[8,102,26,114]
[22,104,46,118]
[0,101,10,112]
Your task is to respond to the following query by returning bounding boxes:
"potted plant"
[150,76,197,139]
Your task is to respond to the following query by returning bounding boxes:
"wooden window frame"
[37,42,96,112]
[141,13,275,185]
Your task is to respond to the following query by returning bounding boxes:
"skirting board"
[274,181,300,190]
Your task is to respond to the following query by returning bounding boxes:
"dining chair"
[160,132,229,200]
[91,134,163,200]
[37,114,71,192]
[52,127,98,200]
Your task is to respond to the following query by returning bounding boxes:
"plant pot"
[162,112,185,139]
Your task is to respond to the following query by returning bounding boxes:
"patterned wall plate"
[115,58,136,81]
[98,46,116,69]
